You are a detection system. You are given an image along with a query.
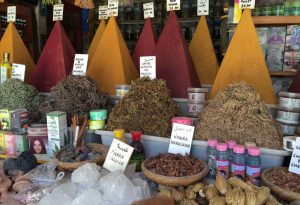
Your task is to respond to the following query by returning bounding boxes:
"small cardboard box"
[47,111,67,157]
[11,109,29,135]
[4,132,16,156]
[283,51,300,72]
[0,131,6,155]
[15,134,29,156]
[0,109,11,131]
[285,25,300,51]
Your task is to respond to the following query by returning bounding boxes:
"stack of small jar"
[89,109,108,130]
[207,139,261,186]
[187,87,208,120]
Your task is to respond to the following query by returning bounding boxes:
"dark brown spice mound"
[194,82,282,149]
[39,75,108,121]
[106,77,180,137]
[145,153,204,177]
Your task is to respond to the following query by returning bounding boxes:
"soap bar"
[210,9,276,104]
[155,11,200,98]
[0,22,35,83]
[132,18,156,72]
[87,17,138,95]
[30,21,75,92]
[88,20,106,64]
[189,16,219,85]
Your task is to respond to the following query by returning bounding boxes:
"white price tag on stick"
[103,139,134,172]
[140,56,156,79]
[143,2,154,19]
[168,123,195,156]
[239,0,255,9]
[289,137,300,174]
[53,4,64,21]
[167,0,180,11]
[72,54,88,76]
[7,6,16,22]
[12,64,25,82]
[99,5,108,20]
[108,0,119,17]
[197,0,209,16]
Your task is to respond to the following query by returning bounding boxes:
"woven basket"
[261,167,300,202]
[141,159,208,187]
[54,143,109,171]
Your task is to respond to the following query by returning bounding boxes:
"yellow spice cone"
[88,20,106,64]
[210,10,276,104]
[0,22,35,83]
[87,17,138,95]
[189,16,219,85]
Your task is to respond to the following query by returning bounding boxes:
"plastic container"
[130,131,145,171]
[279,92,300,109]
[216,143,229,179]
[283,136,296,151]
[89,120,105,130]
[246,147,261,186]
[226,140,237,162]
[115,85,130,98]
[172,117,192,126]
[84,129,102,144]
[90,109,107,121]
[276,106,300,124]
[113,129,126,143]
[187,87,208,102]
[245,142,256,156]
[280,121,299,136]
[231,145,246,180]
[206,139,218,179]
[187,101,205,116]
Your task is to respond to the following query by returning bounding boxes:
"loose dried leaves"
[106,77,180,137]
[194,82,282,149]
[145,153,204,177]
[39,76,108,119]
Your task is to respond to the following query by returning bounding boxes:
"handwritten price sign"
[197,0,209,16]
[167,0,180,11]
[239,0,255,9]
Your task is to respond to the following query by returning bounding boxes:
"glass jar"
[125,5,134,20]
[181,0,190,18]
[133,2,141,20]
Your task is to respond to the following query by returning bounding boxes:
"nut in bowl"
[141,153,208,187]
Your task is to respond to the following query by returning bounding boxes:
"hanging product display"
[210,10,276,104]
[39,76,108,121]
[30,21,75,92]
[154,11,200,98]
[87,17,138,95]
[0,22,35,83]
[189,16,219,85]
[194,82,282,149]
[132,18,156,72]
[88,20,106,64]
[106,77,180,137]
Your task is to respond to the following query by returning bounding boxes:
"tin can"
[89,120,105,130]
[260,7,272,16]
[90,110,108,121]
[272,5,285,16]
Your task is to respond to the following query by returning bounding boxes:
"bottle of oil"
[0,52,12,84]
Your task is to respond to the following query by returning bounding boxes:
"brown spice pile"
[106,77,180,137]
[145,153,204,177]
[194,82,282,149]
[39,76,108,121]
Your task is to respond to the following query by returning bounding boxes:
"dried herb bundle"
[0,79,42,119]
[194,82,282,149]
[39,76,108,120]
[106,77,180,137]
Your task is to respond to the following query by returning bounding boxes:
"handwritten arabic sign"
[99,5,108,20]
[140,56,156,79]
[7,6,16,22]
[197,0,209,16]
[108,0,119,17]
[289,137,300,174]
[143,2,154,19]
[239,0,255,9]
[53,4,64,21]
[103,139,134,172]
[167,0,180,11]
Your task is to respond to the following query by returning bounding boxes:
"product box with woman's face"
[27,124,48,155]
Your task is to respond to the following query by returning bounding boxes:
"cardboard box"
[28,124,48,156]
[0,109,11,131]
[15,134,29,156]
[4,132,16,156]
[256,27,269,57]
[47,111,67,157]
[283,51,300,72]
[11,109,29,135]
[285,25,300,51]
[0,131,6,155]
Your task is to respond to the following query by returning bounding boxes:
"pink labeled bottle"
[206,139,218,179]
[226,140,237,162]
[230,145,246,180]
[216,143,229,179]
[246,147,261,186]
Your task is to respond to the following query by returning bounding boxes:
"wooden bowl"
[54,143,108,171]
[261,167,300,202]
[141,158,208,187]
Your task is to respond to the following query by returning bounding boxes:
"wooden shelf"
[253,16,300,25]
[269,71,297,76]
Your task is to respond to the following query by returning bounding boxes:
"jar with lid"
[133,2,141,20]
[126,25,133,40]
[191,0,197,17]
[125,5,134,20]
[181,0,191,18]
[129,131,145,171]
[134,25,141,40]
[114,129,126,143]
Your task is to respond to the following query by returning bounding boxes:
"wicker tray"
[141,159,208,187]
[261,167,300,202]
[54,143,109,171]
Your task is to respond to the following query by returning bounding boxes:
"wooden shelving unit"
[253,16,300,25]
[269,71,297,77]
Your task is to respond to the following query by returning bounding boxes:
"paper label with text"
[168,123,195,155]
[12,64,25,82]
[167,0,180,11]
[99,5,108,20]
[197,0,209,16]
[140,56,156,79]
[239,0,255,9]
[103,139,134,172]
[72,54,88,76]
[143,2,154,19]
[108,0,119,17]
[53,4,64,21]
[289,137,300,174]
[7,6,16,22]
